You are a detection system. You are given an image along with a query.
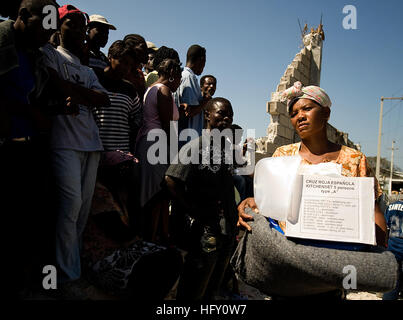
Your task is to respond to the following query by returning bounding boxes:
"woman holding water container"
[237,81,387,247]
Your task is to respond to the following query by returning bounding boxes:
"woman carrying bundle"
[233,82,393,300]
[238,81,387,247]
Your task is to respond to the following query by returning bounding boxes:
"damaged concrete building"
[255,24,360,163]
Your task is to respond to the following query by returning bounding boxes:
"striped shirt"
[94,77,142,152]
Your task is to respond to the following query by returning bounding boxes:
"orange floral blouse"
[272,142,382,199]
[271,143,382,232]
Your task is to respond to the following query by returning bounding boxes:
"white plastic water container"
[254,156,342,223]
[254,155,302,221]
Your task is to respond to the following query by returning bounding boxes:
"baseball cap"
[58,4,88,21]
[88,14,117,30]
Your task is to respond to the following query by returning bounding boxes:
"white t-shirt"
[41,44,106,151]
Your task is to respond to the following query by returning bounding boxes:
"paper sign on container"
[254,156,376,245]
[286,174,376,245]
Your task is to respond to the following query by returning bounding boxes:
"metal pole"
[375,97,384,179]
[375,97,403,180]
[389,140,395,196]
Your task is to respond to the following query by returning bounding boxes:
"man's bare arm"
[184,96,211,118]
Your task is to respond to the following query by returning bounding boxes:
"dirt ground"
[236,278,394,301]
[22,277,390,301]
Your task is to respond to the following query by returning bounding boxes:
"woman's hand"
[237,197,259,232]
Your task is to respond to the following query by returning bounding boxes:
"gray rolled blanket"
[231,212,399,297]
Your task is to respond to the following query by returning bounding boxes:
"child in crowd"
[40,4,110,297]
[165,97,238,300]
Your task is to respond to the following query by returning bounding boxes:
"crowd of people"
[1,0,401,301]
[0,1,253,300]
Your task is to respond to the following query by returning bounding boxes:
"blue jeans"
[52,149,100,283]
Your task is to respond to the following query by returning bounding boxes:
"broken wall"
[255,27,359,162]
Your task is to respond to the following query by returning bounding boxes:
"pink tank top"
[136,83,179,142]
